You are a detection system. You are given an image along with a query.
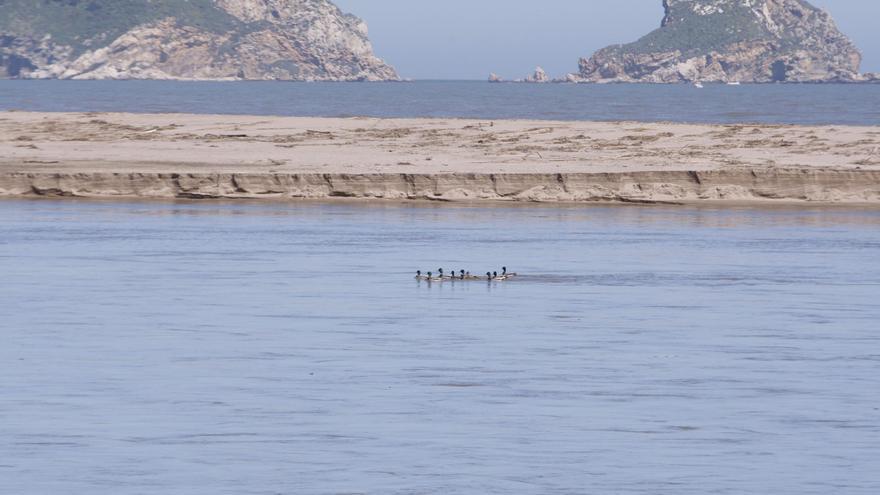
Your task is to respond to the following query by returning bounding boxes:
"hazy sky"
[333,0,880,79]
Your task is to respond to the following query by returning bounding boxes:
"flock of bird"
[415,267,518,282]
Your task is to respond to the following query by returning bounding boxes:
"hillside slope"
[577,0,865,83]
[0,0,398,81]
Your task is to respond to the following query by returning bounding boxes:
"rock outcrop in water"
[0,0,398,81]
[577,0,866,83]
[523,67,550,83]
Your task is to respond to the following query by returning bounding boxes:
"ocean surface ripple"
[1,200,879,494]
[1,80,879,125]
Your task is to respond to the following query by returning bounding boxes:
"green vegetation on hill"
[579,0,861,83]
[607,3,769,58]
[0,0,239,54]
[632,10,765,56]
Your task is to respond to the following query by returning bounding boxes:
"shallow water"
[1,199,879,494]
[1,80,879,125]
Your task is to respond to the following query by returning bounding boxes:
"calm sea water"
[1,199,879,494]
[1,80,879,125]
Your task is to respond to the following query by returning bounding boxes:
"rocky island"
[577,0,871,83]
[493,0,876,84]
[498,0,880,83]
[0,0,398,81]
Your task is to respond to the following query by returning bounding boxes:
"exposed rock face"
[578,0,864,83]
[0,0,398,81]
[524,66,550,83]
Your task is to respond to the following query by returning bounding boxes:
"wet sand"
[2,111,879,204]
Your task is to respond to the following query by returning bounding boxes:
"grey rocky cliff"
[0,0,398,81]
[577,0,865,83]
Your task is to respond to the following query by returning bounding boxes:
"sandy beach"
[2,111,879,204]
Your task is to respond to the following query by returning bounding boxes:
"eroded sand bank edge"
[2,169,879,205]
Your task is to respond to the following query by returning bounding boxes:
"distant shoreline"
[2,112,878,206]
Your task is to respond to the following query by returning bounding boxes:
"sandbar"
[2,111,879,204]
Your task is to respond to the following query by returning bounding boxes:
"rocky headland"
[0,0,397,81]
[498,0,877,84]
[577,0,869,83]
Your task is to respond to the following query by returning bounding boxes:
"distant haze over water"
[334,0,880,79]
[1,80,878,126]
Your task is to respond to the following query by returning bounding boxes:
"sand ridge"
[1,112,879,204]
